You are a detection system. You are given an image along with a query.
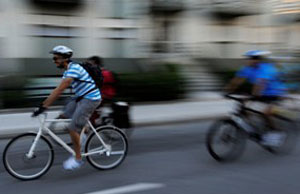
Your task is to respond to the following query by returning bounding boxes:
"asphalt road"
[1,121,300,194]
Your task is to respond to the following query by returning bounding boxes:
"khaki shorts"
[62,98,101,133]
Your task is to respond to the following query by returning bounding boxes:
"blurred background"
[0,0,299,108]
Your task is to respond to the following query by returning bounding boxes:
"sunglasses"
[53,56,66,61]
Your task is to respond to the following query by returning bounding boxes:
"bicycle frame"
[27,113,111,158]
[227,95,293,135]
[226,96,267,135]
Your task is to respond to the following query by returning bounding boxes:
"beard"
[56,63,65,69]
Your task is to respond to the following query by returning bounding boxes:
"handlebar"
[224,94,253,103]
[37,113,48,124]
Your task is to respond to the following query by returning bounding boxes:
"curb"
[133,114,228,128]
[0,99,232,140]
[0,114,229,140]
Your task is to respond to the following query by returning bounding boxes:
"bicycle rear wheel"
[206,120,246,162]
[3,133,54,180]
[85,126,128,170]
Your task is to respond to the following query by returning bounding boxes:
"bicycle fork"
[26,127,43,159]
[230,115,255,134]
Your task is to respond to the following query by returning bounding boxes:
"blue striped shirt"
[63,62,101,100]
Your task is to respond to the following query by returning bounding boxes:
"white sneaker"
[261,132,285,147]
[63,157,83,170]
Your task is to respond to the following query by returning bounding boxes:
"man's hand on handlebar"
[31,105,47,117]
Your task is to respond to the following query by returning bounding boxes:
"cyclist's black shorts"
[253,96,281,104]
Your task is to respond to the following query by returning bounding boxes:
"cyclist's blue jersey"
[236,62,287,96]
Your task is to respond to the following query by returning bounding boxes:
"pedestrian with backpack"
[31,45,101,170]
[87,56,116,125]
[87,56,116,103]
[87,56,132,130]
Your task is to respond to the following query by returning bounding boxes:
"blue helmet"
[244,50,271,58]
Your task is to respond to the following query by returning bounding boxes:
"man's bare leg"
[69,130,81,160]
[264,105,276,131]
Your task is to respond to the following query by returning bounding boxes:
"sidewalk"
[131,98,232,126]
[133,92,300,126]
[0,92,234,138]
[3,91,300,138]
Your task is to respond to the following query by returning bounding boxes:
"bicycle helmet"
[244,50,271,58]
[50,45,73,58]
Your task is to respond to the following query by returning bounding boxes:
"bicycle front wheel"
[3,133,54,180]
[206,120,246,162]
[85,126,128,170]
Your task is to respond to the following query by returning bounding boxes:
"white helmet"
[50,45,73,58]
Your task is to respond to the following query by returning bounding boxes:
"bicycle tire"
[3,133,54,180]
[206,119,247,162]
[96,116,134,139]
[85,125,128,170]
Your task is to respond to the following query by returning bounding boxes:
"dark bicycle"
[206,94,298,162]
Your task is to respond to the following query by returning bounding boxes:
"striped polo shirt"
[63,62,101,101]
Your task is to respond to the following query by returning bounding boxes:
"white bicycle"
[3,113,128,180]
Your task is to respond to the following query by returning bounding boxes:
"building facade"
[0,0,299,61]
[146,0,300,58]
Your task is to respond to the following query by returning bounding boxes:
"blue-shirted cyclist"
[32,45,101,170]
[226,50,287,146]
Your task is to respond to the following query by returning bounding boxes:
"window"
[32,0,81,6]
[30,0,82,16]
[26,25,81,38]
[99,0,145,19]
[24,25,80,57]
[103,28,136,39]
[100,28,137,57]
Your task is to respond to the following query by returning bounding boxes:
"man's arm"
[252,78,266,96]
[42,78,73,108]
[252,65,270,96]
[225,77,246,93]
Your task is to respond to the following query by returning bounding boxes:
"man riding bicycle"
[226,50,287,146]
[32,45,101,170]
